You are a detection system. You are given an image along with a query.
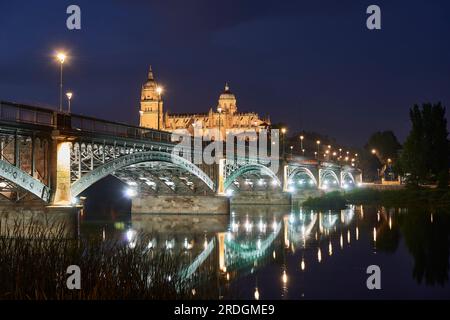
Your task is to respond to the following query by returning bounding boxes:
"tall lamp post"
[156,86,163,130]
[66,92,73,113]
[217,107,222,140]
[316,140,321,159]
[56,52,67,112]
[281,128,287,158]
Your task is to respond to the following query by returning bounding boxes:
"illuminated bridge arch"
[224,163,281,191]
[71,151,215,197]
[319,168,340,189]
[341,171,356,186]
[288,166,318,187]
[0,159,51,202]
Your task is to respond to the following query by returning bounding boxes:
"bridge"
[0,101,361,206]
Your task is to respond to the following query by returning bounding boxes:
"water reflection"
[80,203,450,299]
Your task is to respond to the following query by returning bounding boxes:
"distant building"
[139,66,270,140]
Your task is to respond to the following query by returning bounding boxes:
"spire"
[148,65,154,81]
[224,82,230,92]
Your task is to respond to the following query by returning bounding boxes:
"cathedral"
[139,67,270,140]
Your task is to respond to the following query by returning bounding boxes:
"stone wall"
[131,195,229,215]
[0,198,79,238]
[230,191,291,205]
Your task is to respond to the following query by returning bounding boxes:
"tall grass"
[0,217,217,300]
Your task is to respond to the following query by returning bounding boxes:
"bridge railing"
[69,115,173,142]
[0,101,55,127]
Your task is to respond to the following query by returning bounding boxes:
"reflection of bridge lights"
[273,250,276,259]
[245,220,253,232]
[254,287,260,300]
[377,211,380,222]
[258,220,266,233]
[301,258,305,271]
[373,227,377,242]
[192,289,196,296]
[328,241,333,256]
[347,230,351,244]
[340,234,344,249]
[126,229,137,248]
[389,216,392,230]
[166,240,174,250]
[317,248,322,262]
[226,273,230,281]
[356,227,359,240]
[184,238,193,250]
[289,214,295,224]
[431,213,433,223]
[282,270,288,284]
[257,239,262,250]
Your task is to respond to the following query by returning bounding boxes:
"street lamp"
[371,149,377,155]
[66,92,73,113]
[217,107,222,140]
[281,128,287,158]
[300,135,304,150]
[55,51,67,112]
[156,86,163,130]
[316,140,321,159]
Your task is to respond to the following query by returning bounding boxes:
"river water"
[80,195,450,300]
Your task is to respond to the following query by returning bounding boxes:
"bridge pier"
[0,197,79,239]
[50,135,72,206]
[131,194,229,215]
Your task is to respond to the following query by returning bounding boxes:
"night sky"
[1,0,449,146]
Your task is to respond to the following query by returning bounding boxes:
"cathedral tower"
[140,66,163,130]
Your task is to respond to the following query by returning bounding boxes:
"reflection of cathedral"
[139,67,270,140]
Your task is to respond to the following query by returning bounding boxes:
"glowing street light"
[300,135,304,150]
[156,86,164,130]
[55,51,67,112]
[66,92,73,113]
[316,140,321,158]
[371,148,377,155]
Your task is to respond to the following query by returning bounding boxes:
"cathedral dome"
[219,83,235,100]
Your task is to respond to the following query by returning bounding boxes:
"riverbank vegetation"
[303,187,450,210]
[0,219,216,300]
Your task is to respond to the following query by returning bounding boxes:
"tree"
[399,103,449,187]
[365,131,401,162]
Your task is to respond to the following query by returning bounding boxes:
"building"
[139,66,270,140]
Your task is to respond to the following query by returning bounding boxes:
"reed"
[0,217,217,300]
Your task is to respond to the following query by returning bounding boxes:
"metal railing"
[0,101,55,127]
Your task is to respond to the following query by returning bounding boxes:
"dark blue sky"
[1,0,449,146]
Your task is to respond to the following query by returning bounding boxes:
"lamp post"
[66,92,73,113]
[217,107,222,141]
[300,135,304,150]
[56,52,67,112]
[316,140,321,159]
[281,128,287,158]
[156,86,163,131]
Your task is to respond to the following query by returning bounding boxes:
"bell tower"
[140,66,163,130]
